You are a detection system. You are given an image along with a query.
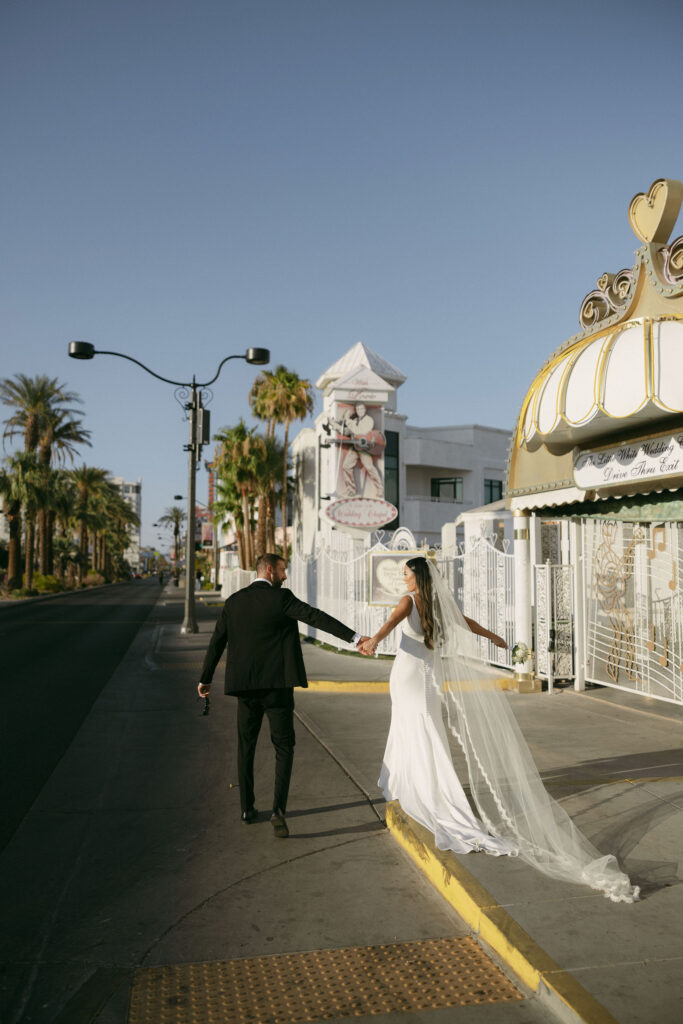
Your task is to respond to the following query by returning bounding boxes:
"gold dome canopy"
[520,316,683,453]
[507,178,683,505]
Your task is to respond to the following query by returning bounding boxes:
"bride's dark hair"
[406,557,435,650]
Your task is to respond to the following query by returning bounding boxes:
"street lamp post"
[68,341,270,634]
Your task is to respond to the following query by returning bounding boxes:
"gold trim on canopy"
[508,178,683,504]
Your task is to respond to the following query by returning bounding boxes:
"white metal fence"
[220,529,514,666]
[221,567,256,597]
[582,519,683,704]
[218,517,683,703]
[288,531,417,655]
[286,528,515,666]
[437,538,515,670]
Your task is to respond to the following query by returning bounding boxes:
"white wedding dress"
[378,594,514,857]
[377,573,639,903]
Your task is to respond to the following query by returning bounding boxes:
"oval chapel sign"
[324,497,398,530]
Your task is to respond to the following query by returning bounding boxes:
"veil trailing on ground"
[426,561,639,903]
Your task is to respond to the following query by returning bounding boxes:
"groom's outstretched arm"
[282,590,357,644]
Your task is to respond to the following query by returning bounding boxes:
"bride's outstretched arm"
[361,595,412,654]
[463,614,507,649]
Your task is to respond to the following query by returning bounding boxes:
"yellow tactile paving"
[128,937,523,1023]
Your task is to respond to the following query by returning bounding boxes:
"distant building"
[110,476,142,569]
[292,342,510,552]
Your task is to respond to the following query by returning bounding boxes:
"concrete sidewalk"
[1,586,681,1023]
[296,661,683,1024]
[0,588,544,1024]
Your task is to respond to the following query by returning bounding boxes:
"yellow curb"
[307,680,390,693]
[306,676,515,694]
[385,801,620,1024]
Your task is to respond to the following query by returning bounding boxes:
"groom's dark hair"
[256,552,285,575]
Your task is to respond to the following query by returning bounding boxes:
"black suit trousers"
[236,689,295,814]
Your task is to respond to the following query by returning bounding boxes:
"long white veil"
[427,561,639,903]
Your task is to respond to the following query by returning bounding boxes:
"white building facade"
[110,476,142,570]
[292,342,510,553]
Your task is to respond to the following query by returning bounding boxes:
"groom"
[197,552,369,838]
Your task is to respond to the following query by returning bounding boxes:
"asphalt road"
[0,580,161,851]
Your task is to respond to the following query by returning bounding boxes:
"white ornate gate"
[534,562,574,686]
[437,536,515,670]
[288,528,514,667]
[582,519,683,704]
[288,528,423,655]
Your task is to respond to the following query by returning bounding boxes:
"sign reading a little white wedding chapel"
[574,433,683,490]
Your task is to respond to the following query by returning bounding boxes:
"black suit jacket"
[199,582,356,694]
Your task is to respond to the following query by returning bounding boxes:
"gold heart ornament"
[628,178,683,244]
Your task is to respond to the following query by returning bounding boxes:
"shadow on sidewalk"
[288,820,385,840]
[268,797,388,839]
[589,790,683,897]
[546,747,683,897]
[543,746,683,788]
[285,797,385,819]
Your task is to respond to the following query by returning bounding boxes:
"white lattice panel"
[583,520,683,704]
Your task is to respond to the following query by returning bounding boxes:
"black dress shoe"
[270,809,289,838]
[241,808,258,824]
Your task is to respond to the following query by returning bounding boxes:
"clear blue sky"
[2,0,682,552]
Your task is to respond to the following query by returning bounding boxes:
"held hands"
[197,682,211,697]
[357,636,378,656]
[355,635,375,656]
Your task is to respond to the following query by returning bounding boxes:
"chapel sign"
[573,433,683,490]
[324,497,398,530]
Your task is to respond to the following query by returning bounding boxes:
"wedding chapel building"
[455,177,683,705]
[291,342,510,553]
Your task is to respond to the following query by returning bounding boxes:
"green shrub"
[11,587,38,598]
[32,574,63,593]
[83,572,106,587]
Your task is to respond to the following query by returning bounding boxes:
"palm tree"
[87,482,138,579]
[52,534,80,585]
[36,408,91,467]
[252,434,284,558]
[37,410,91,574]
[0,374,90,577]
[21,457,48,589]
[68,466,111,584]
[102,489,139,579]
[249,373,277,440]
[51,470,78,583]
[0,452,38,590]
[214,422,264,569]
[0,374,83,453]
[212,475,245,568]
[265,367,314,558]
[157,506,187,576]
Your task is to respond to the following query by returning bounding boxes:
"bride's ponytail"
[406,557,435,649]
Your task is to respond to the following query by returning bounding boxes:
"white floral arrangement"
[511,642,530,665]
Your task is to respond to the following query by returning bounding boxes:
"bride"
[360,556,639,903]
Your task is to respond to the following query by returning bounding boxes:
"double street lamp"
[68,340,270,634]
